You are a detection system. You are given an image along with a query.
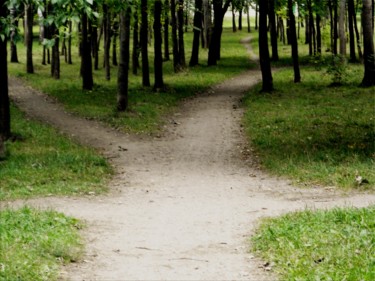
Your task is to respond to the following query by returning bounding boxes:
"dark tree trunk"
[255,3,258,30]
[51,26,60,79]
[112,19,119,66]
[92,21,99,70]
[259,0,273,92]
[68,21,72,64]
[10,8,18,63]
[81,13,93,90]
[316,14,322,55]
[361,0,375,86]
[189,0,202,66]
[154,0,164,91]
[0,0,10,140]
[305,14,310,44]
[348,0,357,62]
[202,0,212,48]
[288,0,300,83]
[278,17,286,44]
[232,4,237,32]
[171,0,181,72]
[25,3,34,73]
[103,4,111,80]
[328,0,334,52]
[132,9,140,74]
[269,0,278,61]
[353,1,363,60]
[208,0,231,66]
[141,0,150,86]
[164,0,170,61]
[117,6,131,111]
[333,0,338,55]
[246,3,250,33]
[238,8,242,30]
[177,0,186,68]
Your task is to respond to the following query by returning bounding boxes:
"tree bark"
[81,13,93,90]
[171,0,181,71]
[112,19,119,66]
[132,9,140,74]
[339,0,346,56]
[164,0,170,61]
[288,0,300,83]
[154,0,164,91]
[103,4,111,80]
[232,3,237,32]
[68,21,72,64]
[51,27,60,79]
[348,0,357,62]
[361,0,375,86]
[117,6,131,111]
[141,0,150,86]
[246,3,250,33]
[259,0,273,92]
[177,0,186,68]
[25,3,34,73]
[201,0,212,48]
[10,8,18,63]
[189,0,202,66]
[269,0,278,61]
[0,0,10,140]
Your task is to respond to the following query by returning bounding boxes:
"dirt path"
[6,38,375,280]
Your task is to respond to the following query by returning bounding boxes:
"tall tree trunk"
[238,6,242,30]
[81,13,93,90]
[269,0,278,61]
[259,0,273,92]
[117,6,131,111]
[333,0,338,55]
[171,0,181,71]
[51,26,60,79]
[141,0,150,86]
[328,0,334,52]
[316,13,322,55]
[10,8,18,63]
[112,19,119,66]
[202,0,212,48]
[132,9,140,74]
[348,0,357,62]
[232,3,237,32]
[353,1,363,60]
[0,0,10,140]
[92,21,99,70]
[246,3,250,33]
[189,0,202,66]
[25,3,34,73]
[339,0,346,56]
[103,4,111,80]
[164,0,170,61]
[68,20,72,64]
[177,0,186,68]
[361,0,375,86]
[255,3,258,30]
[288,0,300,83]
[154,0,164,91]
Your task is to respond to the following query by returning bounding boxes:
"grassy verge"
[0,105,111,201]
[243,65,374,189]
[9,29,254,134]
[0,207,83,280]
[251,206,375,281]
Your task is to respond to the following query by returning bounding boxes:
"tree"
[208,0,231,66]
[140,0,150,86]
[361,0,375,86]
[163,0,170,61]
[288,0,300,83]
[0,0,10,140]
[177,0,186,68]
[269,0,278,61]
[154,0,164,90]
[258,0,273,91]
[338,0,346,56]
[117,5,131,111]
[25,1,34,73]
[132,6,140,74]
[80,12,93,90]
[103,3,111,80]
[189,0,202,66]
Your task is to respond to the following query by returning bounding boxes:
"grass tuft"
[0,207,84,281]
[251,206,375,281]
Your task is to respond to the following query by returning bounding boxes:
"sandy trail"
[5,39,375,280]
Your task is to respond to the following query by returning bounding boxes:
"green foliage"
[252,206,375,280]
[0,105,111,200]
[243,66,375,189]
[0,207,84,281]
[326,55,348,86]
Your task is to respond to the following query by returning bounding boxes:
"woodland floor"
[4,38,375,280]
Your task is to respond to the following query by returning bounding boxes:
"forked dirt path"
[6,38,375,280]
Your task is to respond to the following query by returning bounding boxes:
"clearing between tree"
[5,38,375,280]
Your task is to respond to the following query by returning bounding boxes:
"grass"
[0,105,111,200]
[0,206,83,281]
[251,206,375,281]
[243,65,374,189]
[8,28,255,134]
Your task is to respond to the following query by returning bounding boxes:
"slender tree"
[103,4,111,80]
[164,0,170,61]
[361,0,375,86]
[81,12,94,90]
[25,2,34,73]
[154,0,164,90]
[338,0,346,56]
[117,5,131,111]
[269,0,278,61]
[177,0,186,68]
[141,0,150,86]
[258,0,273,91]
[189,0,203,66]
[288,0,300,83]
[348,0,357,62]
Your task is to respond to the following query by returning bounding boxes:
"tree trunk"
[0,0,10,140]
[246,3,250,33]
[154,0,164,91]
[339,0,346,56]
[25,3,34,73]
[288,0,300,83]
[81,13,93,90]
[259,0,273,92]
[232,4,237,32]
[361,0,375,86]
[132,9,140,74]
[353,2,363,60]
[238,7,242,30]
[348,0,357,62]
[68,21,72,64]
[51,27,60,79]
[202,0,212,48]
[316,13,322,55]
[10,8,18,63]
[141,0,150,86]
[255,3,258,30]
[103,4,111,80]
[112,19,119,66]
[164,0,170,61]
[117,6,131,111]
[177,0,186,68]
[333,0,338,55]
[92,21,99,70]
[171,0,181,71]
[269,0,278,61]
[189,0,202,66]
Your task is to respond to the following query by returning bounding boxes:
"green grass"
[251,206,375,281]
[9,28,255,134]
[243,65,375,189]
[0,206,83,281]
[0,105,111,200]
